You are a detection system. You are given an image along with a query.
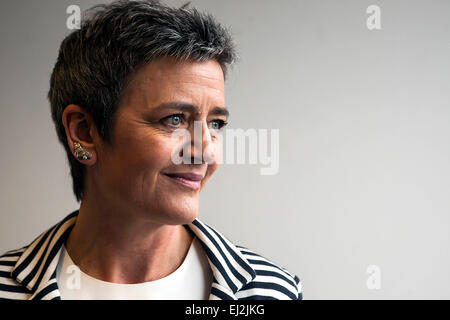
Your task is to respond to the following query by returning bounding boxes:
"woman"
[0,0,302,300]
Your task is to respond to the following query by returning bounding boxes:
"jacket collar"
[10,210,256,300]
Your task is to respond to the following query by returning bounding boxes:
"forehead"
[121,56,225,108]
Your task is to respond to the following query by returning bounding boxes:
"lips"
[162,172,204,190]
[163,172,204,181]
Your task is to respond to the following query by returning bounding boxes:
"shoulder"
[0,247,32,300]
[190,218,303,300]
[235,244,303,300]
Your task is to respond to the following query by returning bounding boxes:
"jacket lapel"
[185,219,256,300]
[10,210,256,300]
[11,211,78,300]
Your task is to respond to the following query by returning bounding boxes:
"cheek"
[107,131,176,183]
[133,138,177,171]
[113,137,178,199]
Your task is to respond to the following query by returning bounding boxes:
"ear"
[62,104,97,165]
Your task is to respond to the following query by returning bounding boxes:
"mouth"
[162,172,204,191]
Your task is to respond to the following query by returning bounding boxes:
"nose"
[181,120,213,164]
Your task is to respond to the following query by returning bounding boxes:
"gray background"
[1,0,449,299]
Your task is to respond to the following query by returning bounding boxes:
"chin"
[165,210,198,225]
[152,201,199,225]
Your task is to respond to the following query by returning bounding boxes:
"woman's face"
[92,57,227,225]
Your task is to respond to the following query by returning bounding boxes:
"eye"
[161,114,186,128]
[209,119,228,130]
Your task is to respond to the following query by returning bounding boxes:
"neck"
[65,190,195,284]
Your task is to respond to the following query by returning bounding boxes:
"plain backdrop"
[1,0,450,299]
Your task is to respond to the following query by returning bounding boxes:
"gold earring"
[73,141,92,160]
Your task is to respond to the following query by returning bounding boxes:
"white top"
[56,237,213,300]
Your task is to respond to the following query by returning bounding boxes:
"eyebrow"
[152,101,229,118]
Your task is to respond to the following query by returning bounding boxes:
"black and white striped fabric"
[0,210,302,300]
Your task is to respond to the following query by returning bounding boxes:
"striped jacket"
[0,210,302,300]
